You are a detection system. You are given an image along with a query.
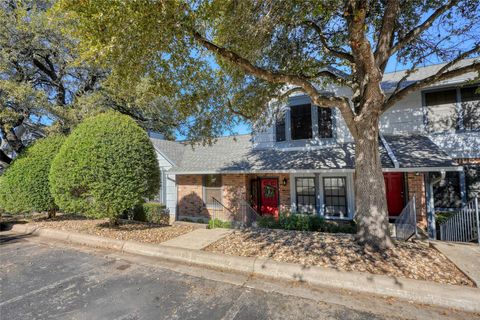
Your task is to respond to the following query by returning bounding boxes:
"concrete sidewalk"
[161,228,232,250]
[431,241,480,286]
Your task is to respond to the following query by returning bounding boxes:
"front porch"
[175,171,429,228]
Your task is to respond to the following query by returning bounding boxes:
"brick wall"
[177,174,248,221]
[177,175,209,219]
[177,173,292,220]
[456,158,480,165]
[406,173,427,229]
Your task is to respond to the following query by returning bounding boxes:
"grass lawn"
[205,228,474,287]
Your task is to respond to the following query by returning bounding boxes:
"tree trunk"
[109,216,119,227]
[353,116,393,250]
[47,211,56,219]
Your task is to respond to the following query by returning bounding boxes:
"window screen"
[291,104,312,140]
[295,177,316,212]
[323,177,348,218]
[460,86,480,131]
[204,175,222,207]
[317,107,333,138]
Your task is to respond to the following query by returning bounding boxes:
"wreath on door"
[264,185,275,198]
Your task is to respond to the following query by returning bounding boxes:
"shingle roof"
[383,135,458,168]
[150,138,186,165]
[150,134,458,174]
[381,58,478,92]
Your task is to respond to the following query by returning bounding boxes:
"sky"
[210,58,440,138]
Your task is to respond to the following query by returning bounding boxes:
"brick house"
[150,60,479,239]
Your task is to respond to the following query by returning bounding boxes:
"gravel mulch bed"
[25,215,195,244]
[205,228,474,287]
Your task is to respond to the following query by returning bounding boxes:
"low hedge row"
[128,202,169,225]
[257,213,357,234]
[208,219,232,229]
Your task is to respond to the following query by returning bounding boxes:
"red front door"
[260,178,279,217]
[384,173,405,216]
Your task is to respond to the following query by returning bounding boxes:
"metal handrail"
[239,199,261,227]
[395,195,417,241]
[440,197,479,244]
[210,197,261,228]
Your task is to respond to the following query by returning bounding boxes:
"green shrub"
[49,111,160,223]
[127,202,168,224]
[257,215,281,229]
[208,219,232,229]
[0,135,65,216]
[256,212,356,234]
[142,202,168,224]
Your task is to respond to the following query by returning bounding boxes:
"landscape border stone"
[8,224,480,313]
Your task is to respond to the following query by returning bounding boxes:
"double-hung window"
[275,113,286,142]
[295,177,316,213]
[460,86,480,131]
[317,107,333,138]
[291,104,312,140]
[323,177,348,218]
[424,85,479,132]
[204,175,222,207]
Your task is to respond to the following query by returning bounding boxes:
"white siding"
[380,91,426,134]
[155,150,177,219]
[165,174,177,217]
[429,131,480,158]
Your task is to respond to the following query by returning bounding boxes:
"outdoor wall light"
[282,177,288,186]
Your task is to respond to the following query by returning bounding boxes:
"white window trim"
[290,172,355,220]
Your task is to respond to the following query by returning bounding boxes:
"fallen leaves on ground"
[204,228,474,287]
[26,215,195,244]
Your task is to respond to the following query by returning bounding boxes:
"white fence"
[440,197,480,244]
[395,196,418,241]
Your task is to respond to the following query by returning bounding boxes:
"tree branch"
[374,0,400,70]
[303,20,354,63]
[191,30,358,135]
[383,59,480,112]
[389,0,460,56]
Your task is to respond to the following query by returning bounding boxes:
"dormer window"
[274,102,334,142]
[291,104,312,140]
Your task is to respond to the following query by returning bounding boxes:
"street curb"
[9,224,480,313]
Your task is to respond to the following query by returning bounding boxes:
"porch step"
[388,223,396,238]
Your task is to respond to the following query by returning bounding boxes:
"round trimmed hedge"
[49,111,160,222]
[0,135,66,215]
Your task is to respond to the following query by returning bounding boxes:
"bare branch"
[374,0,400,70]
[303,20,354,63]
[390,0,460,56]
[226,99,253,120]
[383,58,480,112]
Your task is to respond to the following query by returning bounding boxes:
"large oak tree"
[56,0,480,249]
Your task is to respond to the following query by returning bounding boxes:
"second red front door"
[260,178,279,217]
[384,172,405,216]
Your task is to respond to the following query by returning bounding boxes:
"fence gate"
[439,197,480,244]
[394,195,418,241]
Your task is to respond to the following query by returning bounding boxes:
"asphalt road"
[0,232,477,320]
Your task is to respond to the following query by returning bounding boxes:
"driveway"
[0,232,476,320]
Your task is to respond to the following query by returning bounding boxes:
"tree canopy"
[54,0,480,249]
